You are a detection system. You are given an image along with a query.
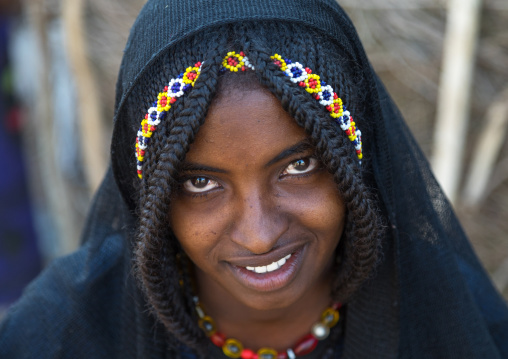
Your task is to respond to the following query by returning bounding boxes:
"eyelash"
[180,157,319,196]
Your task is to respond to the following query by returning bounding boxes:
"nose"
[229,187,288,254]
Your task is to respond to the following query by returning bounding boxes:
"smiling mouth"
[245,254,291,273]
[228,246,305,292]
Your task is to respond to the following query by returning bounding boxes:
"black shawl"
[1,1,507,358]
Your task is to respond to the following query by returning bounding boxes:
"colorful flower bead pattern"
[135,52,363,179]
[135,62,202,179]
[221,51,255,72]
[270,54,363,161]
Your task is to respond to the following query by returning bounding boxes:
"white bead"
[287,348,296,359]
[318,85,334,106]
[285,62,308,83]
[311,323,330,340]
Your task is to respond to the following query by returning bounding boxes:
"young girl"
[1,0,507,358]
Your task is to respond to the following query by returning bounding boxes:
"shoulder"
[0,233,133,358]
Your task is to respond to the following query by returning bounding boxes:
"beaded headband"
[135,52,362,179]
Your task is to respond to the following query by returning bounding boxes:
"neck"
[195,268,333,351]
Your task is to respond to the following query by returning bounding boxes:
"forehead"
[185,81,309,166]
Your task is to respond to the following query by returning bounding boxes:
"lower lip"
[229,247,305,292]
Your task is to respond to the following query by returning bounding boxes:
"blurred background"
[0,0,507,317]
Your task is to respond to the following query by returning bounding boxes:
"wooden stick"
[62,0,106,194]
[24,0,81,259]
[462,87,508,207]
[431,0,482,204]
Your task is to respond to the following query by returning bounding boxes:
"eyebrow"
[179,162,228,174]
[179,138,314,174]
[265,139,314,167]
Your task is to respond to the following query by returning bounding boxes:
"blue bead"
[321,81,327,86]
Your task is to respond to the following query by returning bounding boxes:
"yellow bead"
[222,338,243,358]
[138,173,142,179]
[321,307,340,327]
[257,347,278,359]
[198,316,216,336]
[358,153,363,160]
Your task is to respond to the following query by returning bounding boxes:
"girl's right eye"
[182,177,220,193]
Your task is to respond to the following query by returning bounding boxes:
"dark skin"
[170,80,345,351]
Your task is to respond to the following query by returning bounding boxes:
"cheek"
[169,198,230,260]
[283,178,346,238]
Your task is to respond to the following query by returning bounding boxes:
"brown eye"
[283,157,318,175]
[183,176,220,193]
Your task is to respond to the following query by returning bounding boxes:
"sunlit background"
[1,0,507,317]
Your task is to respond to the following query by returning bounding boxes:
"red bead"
[240,51,245,56]
[170,98,177,104]
[195,62,201,67]
[164,86,169,91]
[137,170,142,174]
[356,149,362,154]
[299,82,305,87]
[325,105,331,111]
[293,334,318,356]
[145,113,149,119]
[242,66,246,71]
[333,93,338,99]
[210,332,226,347]
[277,352,288,359]
[241,349,256,359]
[305,67,312,74]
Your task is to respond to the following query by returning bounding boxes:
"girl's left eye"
[282,157,318,175]
[182,176,220,193]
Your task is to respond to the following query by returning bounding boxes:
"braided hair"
[129,21,385,357]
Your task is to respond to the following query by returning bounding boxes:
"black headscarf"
[1,1,507,358]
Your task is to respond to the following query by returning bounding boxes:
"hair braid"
[135,35,226,354]
[247,46,383,303]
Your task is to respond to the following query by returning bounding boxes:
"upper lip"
[224,241,305,268]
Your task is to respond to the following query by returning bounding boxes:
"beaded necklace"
[193,296,342,359]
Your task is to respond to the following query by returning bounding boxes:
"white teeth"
[245,254,292,273]
[255,266,267,273]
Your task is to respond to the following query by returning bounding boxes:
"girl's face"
[169,82,345,311]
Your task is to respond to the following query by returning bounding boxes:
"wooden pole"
[432,0,482,204]
[25,0,80,259]
[62,0,106,194]
[462,87,508,207]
